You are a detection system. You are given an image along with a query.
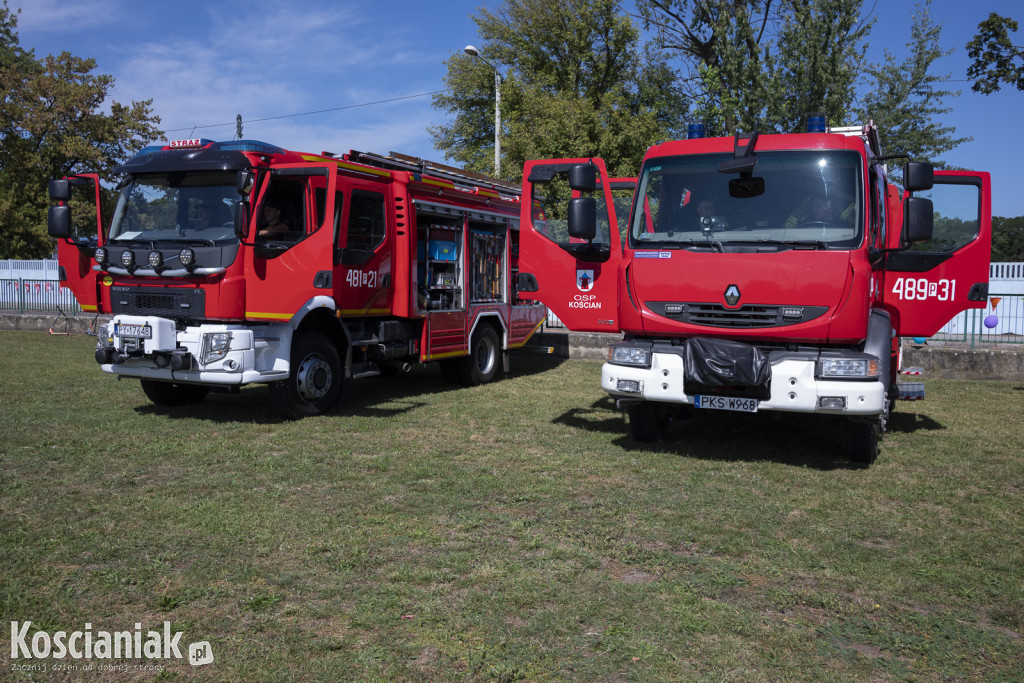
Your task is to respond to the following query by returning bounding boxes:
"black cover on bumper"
[683,337,771,400]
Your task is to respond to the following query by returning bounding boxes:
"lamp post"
[463,45,502,178]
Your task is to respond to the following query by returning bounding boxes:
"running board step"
[897,382,925,401]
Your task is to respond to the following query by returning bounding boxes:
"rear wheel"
[141,380,209,407]
[270,332,343,419]
[458,326,501,386]
[848,420,880,465]
[627,402,670,442]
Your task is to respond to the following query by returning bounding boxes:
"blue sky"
[9,0,1024,216]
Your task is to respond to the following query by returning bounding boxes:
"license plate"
[694,395,758,413]
[115,323,152,339]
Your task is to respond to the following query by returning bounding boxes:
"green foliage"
[0,1,162,259]
[430,0,685,182]
[855,2,971,166]
[966,12,1024,94]
[991,215,1024,262]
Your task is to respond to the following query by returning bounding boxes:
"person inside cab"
[258,199,294,238]
[785,192,853,229]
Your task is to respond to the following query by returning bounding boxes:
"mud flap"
[683,338,771,400]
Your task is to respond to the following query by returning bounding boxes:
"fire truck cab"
[518,120,991,463]
[49,140,545,418]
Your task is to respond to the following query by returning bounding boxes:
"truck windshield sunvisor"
[631,150,864,250]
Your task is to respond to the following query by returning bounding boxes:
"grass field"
[1,330,1022,681]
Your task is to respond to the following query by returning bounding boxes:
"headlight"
[609,344,651,367]
[120,249,135,268]
[179,248,195,268]
[201,332,232,365]
[94,247,107,266]
[148,250,163,269]
[819,358,879,378]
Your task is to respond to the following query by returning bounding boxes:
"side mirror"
[903,196,934,243]
[233,202,248,239]
[904,162,933,192]
[48,205,72,238]
[48,179,71,202]
[568,164,597,192]
[567,197,597,240]
[236,169,255,196]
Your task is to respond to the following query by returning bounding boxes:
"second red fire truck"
[49,139,545,418]
[517,118,991,463]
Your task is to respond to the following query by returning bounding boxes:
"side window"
[911,180,981,253]
[256,177,306,242]
[348,189,386,251]
[529,169,613,246]
[868,169,887,249]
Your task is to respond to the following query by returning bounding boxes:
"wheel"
[457,326,501,386]
[627,402,669,442]
[848,420,880,465]
[141,380,209,406]
[270,332,343,419]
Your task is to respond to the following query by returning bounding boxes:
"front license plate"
[115,323,152,339]
[694,395,759,413]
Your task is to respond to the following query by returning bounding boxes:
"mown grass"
[1,329,1022,681]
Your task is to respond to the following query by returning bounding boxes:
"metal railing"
[933,292,1023,347]
[0,279,82,315]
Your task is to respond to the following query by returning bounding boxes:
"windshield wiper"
[666,239,724,253]
[750,239,828,250]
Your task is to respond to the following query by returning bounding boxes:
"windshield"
[108,171,240,243]
[631,150,863,250]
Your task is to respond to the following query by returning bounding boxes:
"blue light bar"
[687,122,706,139]
[212,140,286,155]
[806,114,827,133]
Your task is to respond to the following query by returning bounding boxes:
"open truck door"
[518,158,622,332]
[883,170,992,337]
[48,174,105,314]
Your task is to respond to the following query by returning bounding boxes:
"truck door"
[518,158,622,332]
[883,170,992,337]
[54,174,105,313]
[246,163,337,321]
[334,178,393,317]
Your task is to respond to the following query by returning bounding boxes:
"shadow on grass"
[553,396,898,471]
[133,351,567,423]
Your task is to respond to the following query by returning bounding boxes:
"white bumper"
[97,315,292,386]
[602,352,884,416]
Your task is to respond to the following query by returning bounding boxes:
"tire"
[141,380,209,407]
[457,326,501,386]
[627,402,669,442]
[270,332,343,419]
[848,420,880,465]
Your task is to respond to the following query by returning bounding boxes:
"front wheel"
[848,420,880,465]
[270,332,344,419]
[458,326,501,386]
[627,402,670,442]
[141,380,209,407]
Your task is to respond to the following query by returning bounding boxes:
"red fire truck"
[518,119,991,463]
[48,139,546,418]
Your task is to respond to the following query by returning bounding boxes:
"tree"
[430,0,686,182]
[0,1,162,259]
[966,12,1024,94]
[634,0,872,135]
[855,2,970,166]
[990,215,1024,262]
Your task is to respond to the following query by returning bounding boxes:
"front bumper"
[602,351,885,416]
[96,315,292,386]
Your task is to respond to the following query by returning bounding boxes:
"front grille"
[111,286,206,320]
[685,303,780,328]
[645,301,829,328]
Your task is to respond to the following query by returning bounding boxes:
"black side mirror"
[236,169,255,196]
[903,196,934,243]
[49,179,71,202]
[567,197,597,240]
[568,164,597,192]
[233,202,248,239]
[904,162,933,192]
[48,205,72,238]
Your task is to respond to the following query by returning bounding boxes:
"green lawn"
[1,330,1022,680]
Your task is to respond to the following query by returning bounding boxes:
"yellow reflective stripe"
[509,319,544,347]
[246,311,292,321]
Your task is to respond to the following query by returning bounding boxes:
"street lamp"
[463,45,502,178]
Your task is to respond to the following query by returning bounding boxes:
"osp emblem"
[723,284,741,306]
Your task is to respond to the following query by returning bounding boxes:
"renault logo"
[724,284,741,306]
